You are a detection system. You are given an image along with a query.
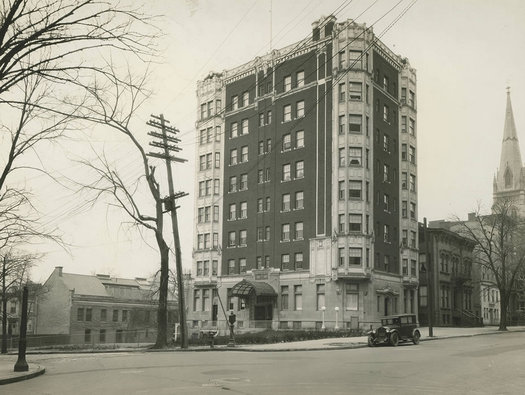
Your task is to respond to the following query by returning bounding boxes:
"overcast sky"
[20,0,525,282]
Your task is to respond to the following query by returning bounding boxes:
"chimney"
[56,266,63,277]
[312,20,320,41]
[468,212,476,222]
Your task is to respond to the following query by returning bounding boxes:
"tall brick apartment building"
[188,16,418,332]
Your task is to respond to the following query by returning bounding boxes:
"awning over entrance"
[230,279,277,298]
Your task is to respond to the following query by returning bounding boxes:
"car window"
[400,317,409,324]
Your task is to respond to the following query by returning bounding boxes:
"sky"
[9,0,525,282]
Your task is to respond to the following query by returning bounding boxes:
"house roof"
[61,273,109,297]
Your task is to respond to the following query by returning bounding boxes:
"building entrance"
[254,304,272,328]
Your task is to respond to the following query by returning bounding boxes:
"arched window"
[504,167,513,188]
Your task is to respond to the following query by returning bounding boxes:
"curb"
[0,366,45,386]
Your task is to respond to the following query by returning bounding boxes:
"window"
[411,260,417,276]
[402,172,408,189]
[316,284,325,310]
[383,134,390,152]
[266,138,272,152]
[212,260,218,275]
[282,164,291,181]
[257,227,264,241]
[348,147,362,166]
[384,224,391,243]
[383,164,390,182]
[199,155,206,171]
[193,290,200,311]
[240,258,247,274]
[283,104,292,122]
[259,113,265,127]
[282,193,291,211]
[410,202,416,220]
[77,308,84,321]
[383,193,390,212]
[197,234,204,250]
[402,201,408,218]
[338,114,346,135]
[296,130,304,148]
[100,309,107,321]
[231,122,238,138]
[229,176,237,192]
[201,103,206,119]
[348,180,362,199]
[338,214,345,233]
[338,50,346,69]
[239,201,247,219]
[281,286,289,310]
[213,179,220,195]
[338,247,346,267]
[409,146,416,164]
[339,83,346,102]
[401,116,407,133]
[383,255,390,271]
[241,119,248,135]
[383,105,389,122]
[295,160,304,178]
[284,75,292,92]
[348,114,362,133]
[242,91,249,107]
[402,230,408,246]
[196,261,203,276]
[296,100,305,117]
[339,147,346,167]
[267,110,272,124]
[85,329,91,343]
[346,284,359,310]
[409,118,415,136]
[239,230,247,246]
[383,75,389,91]
[266,196,271,211]
[283,134,291,151]
[99,329,106,343]
[410,231,417,248]
[295,222,303,240]
[213,206,219,222]
[338,181,345,200]
[281,223,290,241]
[348,82,362,101]
[122,310,128,322]
[403,259,409,275]
[410,174,416,192]
[256,256,262,269]
[295,191,304,209]
[409,90,415,107]
[199,129,206,145]
[265,255,270,268]
[228,231,236,247]
[228,259,236,275]
[349,214,362,232]
[297,70,305,87]
[257,198,264,213]
[295,252,303,269]
[294,285,303,310]
[215,126,221,142]
[232,95,238,110]
[265,226,270,241]
[207,101,213,117]
[401,88,407,103]
[281,254,290,270]
[113,310,119,322]
[239,173,248,190]
[349,50,362,68]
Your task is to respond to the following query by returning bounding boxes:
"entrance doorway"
[254,304,273,328]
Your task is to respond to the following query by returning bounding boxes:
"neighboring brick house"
[34,267,178,345]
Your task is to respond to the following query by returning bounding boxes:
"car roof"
[381,314,416,319]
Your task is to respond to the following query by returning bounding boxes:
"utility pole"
[2,256,7,354]
[147,114,189,349]
[424,218,434,337]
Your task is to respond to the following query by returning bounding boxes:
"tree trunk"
[154,234,169,348]
[2,258,7,354]
[498,290,508,331]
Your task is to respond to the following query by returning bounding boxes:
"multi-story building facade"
[418,225,480,327]
[35,267,178,345]
[189,16,418,332]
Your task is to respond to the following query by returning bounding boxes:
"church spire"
[495,88,522,191]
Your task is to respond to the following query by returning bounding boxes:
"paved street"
[2,331,525,394]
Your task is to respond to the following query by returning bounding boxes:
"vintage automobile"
[367,314,421,347]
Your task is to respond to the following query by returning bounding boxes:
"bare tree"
[1,250,39,353]
[454,199,525,330]
[72,67,180,348]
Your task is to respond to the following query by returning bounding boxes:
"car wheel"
[367,335,375,347]
[412,330,421,345]
[390,332,399,347]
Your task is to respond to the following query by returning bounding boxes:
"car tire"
[412,330,421,345]
[367,335,375,347]
[390,332,399,347]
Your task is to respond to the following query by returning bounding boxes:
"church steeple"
[495,88,522,192]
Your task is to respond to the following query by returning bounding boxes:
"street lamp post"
[321,306,326,330]
[334,307,339,330]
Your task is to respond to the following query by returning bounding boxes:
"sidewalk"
[1,326,524,384]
